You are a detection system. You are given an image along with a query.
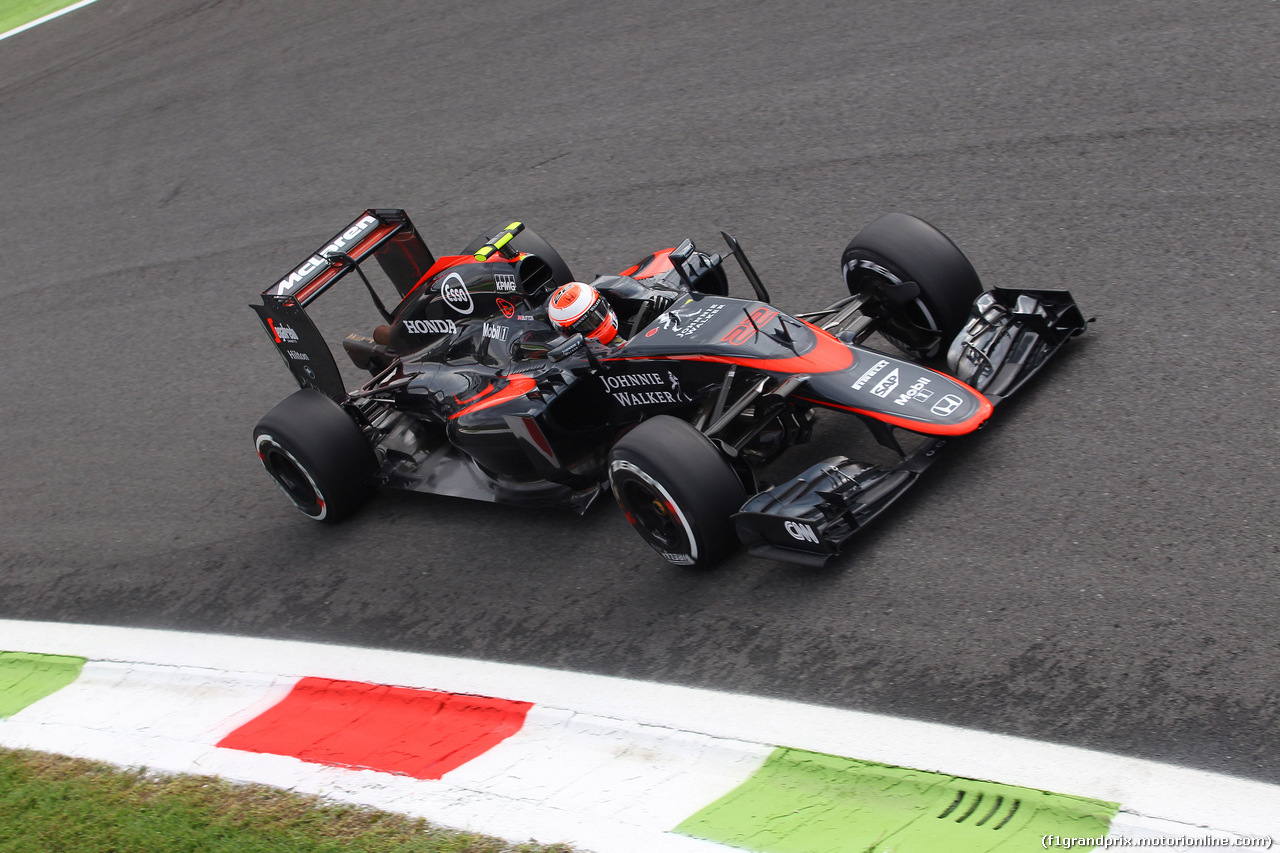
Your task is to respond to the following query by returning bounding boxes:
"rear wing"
[251,209,434,401]
[260,208,434,306]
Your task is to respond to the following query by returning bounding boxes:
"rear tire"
[253,390,378,522]
[462,221,575,293]
[608,416,747,569]
[841,213,983,359]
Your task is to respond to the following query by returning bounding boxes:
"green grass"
[0,0,83,36]
[0,747,578,853]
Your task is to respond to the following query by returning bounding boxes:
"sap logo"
[784,521,819,544]
[932,394,963,417]
[482,322,508,341]
[893,376,932,406]
[494,273,517,292]
[270,320,299,343]
[441,272,474,314]
[852,359,890,390]
[870,368,900,398]
[403,319,458,335]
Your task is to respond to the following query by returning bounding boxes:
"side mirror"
[669,239,696,287]
[669,239,695,266]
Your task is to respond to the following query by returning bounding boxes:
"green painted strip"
[0,651,85,718]
[0,1,80,36]
[676,747,1118,853]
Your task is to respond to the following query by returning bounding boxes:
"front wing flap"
[733,440,946,568]
[946,288,1088,401]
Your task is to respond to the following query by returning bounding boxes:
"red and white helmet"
[547,282,618,344]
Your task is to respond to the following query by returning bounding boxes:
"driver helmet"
[547,282,619,344]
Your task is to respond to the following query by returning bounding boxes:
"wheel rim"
[881,296,942,358]
[622,481,685,548]
[847,258,944,358]
[256,435,326,519]
[610,460,698,565]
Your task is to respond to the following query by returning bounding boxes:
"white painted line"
[3,619,1279,843]
[0,0,101,44]
[447,706,771,830]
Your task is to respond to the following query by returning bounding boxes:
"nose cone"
[801,354,992,436]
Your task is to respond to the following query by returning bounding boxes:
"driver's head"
[547,282,619,344]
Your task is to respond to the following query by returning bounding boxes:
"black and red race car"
[251,210,1087,568]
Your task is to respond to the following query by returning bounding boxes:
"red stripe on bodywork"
[450,374,537,419]
[294,222,402,305]
[611,321,854,374]
[518,415,557,463]
[792,393,993,435]
[621,248,676,279]
[454,382,495,405]
[217,677,531,780]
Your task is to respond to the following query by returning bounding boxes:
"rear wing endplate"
[252,209,434,401]
[250,295,348,401]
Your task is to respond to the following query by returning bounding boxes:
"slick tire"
[253,389,378,523]
[608,416,747,570]
[462,221,575,293]
[841,212,983,360]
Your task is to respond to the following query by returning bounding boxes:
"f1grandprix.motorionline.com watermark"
[1043,835,1274,849]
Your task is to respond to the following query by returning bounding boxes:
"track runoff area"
[0,0,98,43]
[2,621,1277,853]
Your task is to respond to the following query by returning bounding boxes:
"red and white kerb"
[547,282,618,344]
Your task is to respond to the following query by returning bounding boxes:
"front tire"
[253,390,378,522]
[608,416,747,569]
[841,212,983,359]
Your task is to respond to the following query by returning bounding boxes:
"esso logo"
[441,272,473,314]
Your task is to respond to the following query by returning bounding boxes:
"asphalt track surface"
[2,0,1279,787]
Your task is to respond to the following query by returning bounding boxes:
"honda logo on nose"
[931,394,963,417]
[784,521,819,544]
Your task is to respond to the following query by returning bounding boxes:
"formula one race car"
[251,210,1087,568]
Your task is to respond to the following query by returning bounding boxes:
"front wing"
[733,286,1088,567]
